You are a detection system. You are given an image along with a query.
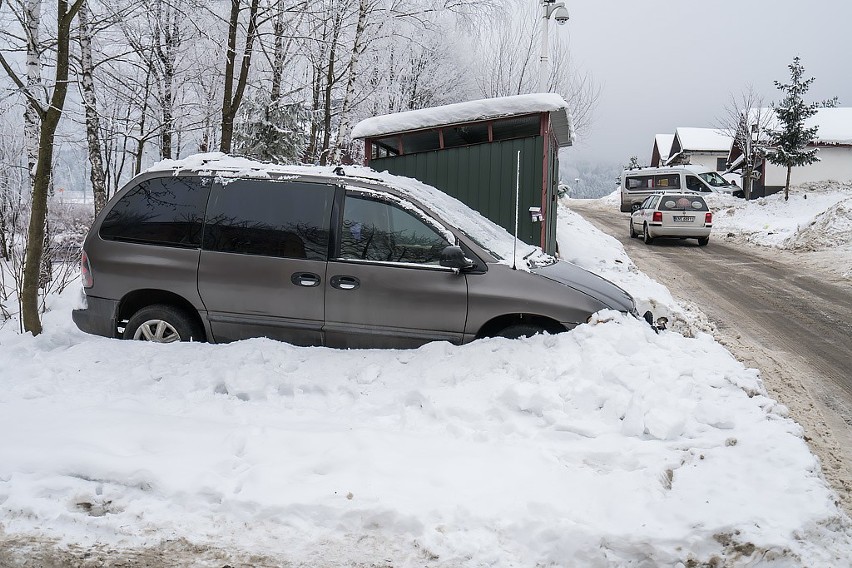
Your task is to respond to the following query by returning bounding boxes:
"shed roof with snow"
[351,93,575,148]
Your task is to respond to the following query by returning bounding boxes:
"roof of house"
[653,134,674,160]
[673,127,733,153]
[747,107,852,145]
[351,93,575,147]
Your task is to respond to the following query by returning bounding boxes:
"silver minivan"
[72,154,637,348]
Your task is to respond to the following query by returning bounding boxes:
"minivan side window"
[99,176,211,247]
[339,194,450,265]
[203,180,334,260]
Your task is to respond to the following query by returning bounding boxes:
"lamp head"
[554,6,569,24]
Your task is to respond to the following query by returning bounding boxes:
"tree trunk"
[785,165,792,201]
[20,0,85,336]
[319,14,341,166]
[24,0,43,186]
[78,3,108,216]
[331,0,369,164]
[220,0,260,153]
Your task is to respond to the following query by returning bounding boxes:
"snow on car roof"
[350,93,575,147]
[145,153,550,268]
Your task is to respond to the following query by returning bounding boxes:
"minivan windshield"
[698,172,731,187]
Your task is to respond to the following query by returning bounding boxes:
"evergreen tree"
[766,57,834,201]
[233,93,309,164]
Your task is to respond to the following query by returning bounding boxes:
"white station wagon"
[630,192,712,246]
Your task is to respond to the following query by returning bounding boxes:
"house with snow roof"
[350,94,574,255]
[664,127,733,172]
[650,134,674,167]
[727,107,852,198]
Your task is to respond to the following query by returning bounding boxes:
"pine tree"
[233,93,309,164]
[766,57,833,201]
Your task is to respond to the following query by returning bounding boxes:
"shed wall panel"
[370,137,546,250]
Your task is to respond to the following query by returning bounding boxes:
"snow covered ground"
[2,197,852,565]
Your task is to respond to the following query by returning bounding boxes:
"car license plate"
[673,216,695,222]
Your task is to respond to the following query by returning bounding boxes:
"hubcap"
[133,319,181,343]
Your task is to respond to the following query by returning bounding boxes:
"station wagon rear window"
[659,195,708,211]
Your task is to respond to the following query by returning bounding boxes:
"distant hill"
[560,158,622,199]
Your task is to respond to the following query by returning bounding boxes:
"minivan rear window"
[658,195,709,211]
[203,179,334,260]
[99,176,211,247]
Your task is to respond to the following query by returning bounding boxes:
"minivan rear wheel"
[497,324,547,339]
[124,304,204,343]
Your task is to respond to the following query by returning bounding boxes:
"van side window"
[686,176,704,192]
[625,175,653,190]
[654,174,680,189]
[99,176,211,247]
[203,180,333,260]
[339,194,450,265]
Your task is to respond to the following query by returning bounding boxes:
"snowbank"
[705,181,852,251]
[1,196,851,566]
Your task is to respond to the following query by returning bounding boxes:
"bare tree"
[219,0,260,153]
[716,87,773,201]
[0,0,87,335]
[77,1,108,214]
[469,2,599,136]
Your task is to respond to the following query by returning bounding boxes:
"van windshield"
[698,172,730,187]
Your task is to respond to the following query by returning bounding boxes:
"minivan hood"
[531,260,636,314]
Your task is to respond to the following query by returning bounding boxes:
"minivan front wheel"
[124,305,204,343]
[497,324,548,339]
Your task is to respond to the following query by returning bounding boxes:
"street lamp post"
[539,0,569,93]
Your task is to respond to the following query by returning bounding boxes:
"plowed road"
[569,199,852,510]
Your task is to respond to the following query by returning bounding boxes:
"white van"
[620,165,736,212]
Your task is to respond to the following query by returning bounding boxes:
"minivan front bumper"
[72,295,119,338]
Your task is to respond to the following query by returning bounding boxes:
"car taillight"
[81,250,93,288]
[705,212,713,224]
[652,212,662,223]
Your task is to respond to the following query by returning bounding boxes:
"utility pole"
[538,0,569,93]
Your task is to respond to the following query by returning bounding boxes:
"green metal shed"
[351,94,574,256]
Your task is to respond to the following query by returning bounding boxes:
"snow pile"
[705,181,852,250]
[785,198,852,251]
[2,185,852,565]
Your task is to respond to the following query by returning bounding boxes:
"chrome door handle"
[330,275,360,290]
[291,272,321,287]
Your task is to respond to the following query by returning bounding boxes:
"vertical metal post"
[513,150,521,270]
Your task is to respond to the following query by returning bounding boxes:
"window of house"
[716,158,727,171]
[203,180,334,260]
[99,176,212,247]
[339,193,450,265]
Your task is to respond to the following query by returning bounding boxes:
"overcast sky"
[556,0,852,165]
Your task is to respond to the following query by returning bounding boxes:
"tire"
[496,324,548,339]
[643,223,653,244]
[629,219,638,238]
[124,304,205,343]
[697,236,709,247]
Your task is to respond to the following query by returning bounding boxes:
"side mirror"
[440,245,475,270]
